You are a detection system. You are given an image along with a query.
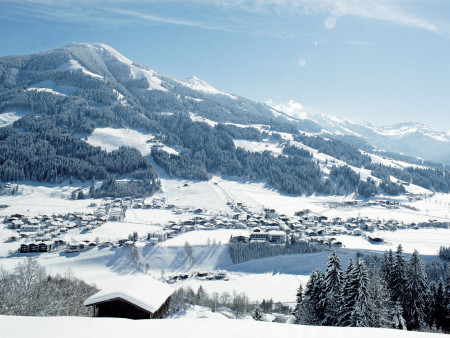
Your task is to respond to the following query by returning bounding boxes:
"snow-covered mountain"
[1,42,449,198]
[271,100,450,165]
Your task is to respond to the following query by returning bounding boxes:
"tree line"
[293,248,450,333]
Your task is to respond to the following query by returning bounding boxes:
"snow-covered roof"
[84,276,174,314]
[268,230,286,236]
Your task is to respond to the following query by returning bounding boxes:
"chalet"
[230,234,250,243]
[84,277,173,320]
[11,219,24,229]
[268,230,287,244]
[20,224,40,232]
[250,228,269,242]
[38,241,53,252]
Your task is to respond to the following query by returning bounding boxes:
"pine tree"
[252,306,263,321]
[444,264,450,332]
[433,279,447,330]
[405,250,427,330]
[350,259,370,327]
[391,245,407,308]
[380,249,394,288]
[293,284,303,324]
[196,285,208,306]
[339,258,356,326]
[367,260,393,328]
[323,252,342,326]
[424,281,437,329]
[302,269,326,325]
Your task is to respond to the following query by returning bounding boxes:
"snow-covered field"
[0,166,448,318]
[0,315,445,338]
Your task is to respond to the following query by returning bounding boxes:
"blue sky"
[1,0,449,131]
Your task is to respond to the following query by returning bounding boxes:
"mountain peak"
[182,75,220,94]
[182,75,236,99]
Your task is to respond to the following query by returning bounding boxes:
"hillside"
[0,43,449,198]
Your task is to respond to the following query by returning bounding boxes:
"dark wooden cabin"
[84,277,173,320]
[90,296,170,320]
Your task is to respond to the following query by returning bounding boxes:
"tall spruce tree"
[350,259,370,327]
[433,279,447,331]
[380,249,394,289]
[391,245,408,309]
[367,260,393,328]
[302,269,326,325]
[444,265,450,332]
[339,258,357,326]
[405,250,427,330]
[293,284,304,324]
[323,252,342,326]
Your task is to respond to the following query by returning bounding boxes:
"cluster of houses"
[146,199,449,249]
[5,213,100,239]
[5,204,113,254]
[167,270,228,284]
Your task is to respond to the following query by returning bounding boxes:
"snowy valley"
[0,43,448,337]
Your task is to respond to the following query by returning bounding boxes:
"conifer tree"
[380,249,394,288]
[302,269,326,325]
[350,259,370,327]
[405,250,427,330]
[339,258,355,326]
[391,245,408,309]
[323,252,342,325]
[252,306,263,321]
[293,284,304,324]
[367,260,393,328]
[433,279,447,330]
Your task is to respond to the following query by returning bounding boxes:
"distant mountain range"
[271,101,450,165]
[0,43,449,196]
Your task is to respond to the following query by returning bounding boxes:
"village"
[2,192,448,257]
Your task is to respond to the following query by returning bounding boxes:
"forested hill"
[0,43,449,197]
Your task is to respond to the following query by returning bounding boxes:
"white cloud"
[0,0,444,36]
[324,16,336,30]
[268,99,309,119]
[196,0,440,33]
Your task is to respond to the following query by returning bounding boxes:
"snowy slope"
[0,110,27,127]
[182,75,236,99]
[0,315,445,338]
[55,60,103,79]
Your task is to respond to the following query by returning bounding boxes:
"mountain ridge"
[0,42,449,197]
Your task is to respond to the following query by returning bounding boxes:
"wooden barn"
[84,277,173,320]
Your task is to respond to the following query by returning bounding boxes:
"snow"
[27,80,77,96]
[89,43,167,91]
[62,221,161,243]
[364,151,428,170]
[233,140,283,155]
[182,75,237,99]
[55,60,103,79]
[0,315,445,338]
[86,127,153,155]
[168,305,230,319]
[0,110,26,127]
[84,275,173,313]
[189,112,218,127]
[0,183,100,218]
[86,127,178,156]
[160,230,247,247]
[129,66,167,92]
[179,273,307,303]
[334,228,449,255]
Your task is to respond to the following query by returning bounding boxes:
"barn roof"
[84,276,174,314]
